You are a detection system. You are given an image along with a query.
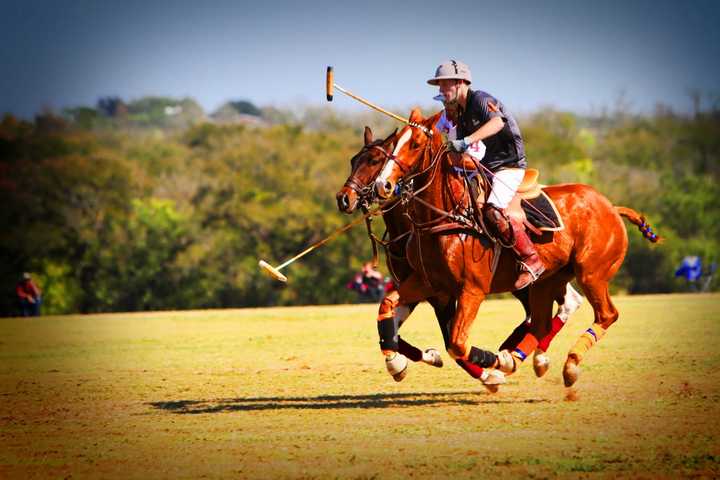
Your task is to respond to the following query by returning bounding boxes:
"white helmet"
[427,60,472,85]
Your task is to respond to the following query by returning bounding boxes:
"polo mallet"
[259,211,373,282]
[326,66,432,135]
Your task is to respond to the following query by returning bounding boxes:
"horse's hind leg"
[532,282,583,376]
[563,276,620,387]
[496,277,566,375]
[499,280,583,377]
[498,288,532,352]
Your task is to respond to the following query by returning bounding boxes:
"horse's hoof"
[423,348,444,368]
[563,356,580,387]
[483,383,501,394]
[533,350,550,377]
[496,350,517,374]
[480,369,505,393]
[392,368,408,382]
[386,353,409,382]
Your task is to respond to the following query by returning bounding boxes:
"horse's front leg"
[448,288,506,391]
[377,273,441,381]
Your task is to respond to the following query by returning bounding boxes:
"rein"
[345,142,416,267]
[398,141,482,235]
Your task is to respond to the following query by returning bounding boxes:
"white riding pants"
[487,168,525,210]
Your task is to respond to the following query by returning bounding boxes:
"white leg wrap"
[532,349,551,377]
[421,348,443,367]
[496,349,516,373]
[480,369,506,385]
[558,284,584,322]
[385,353,409,381]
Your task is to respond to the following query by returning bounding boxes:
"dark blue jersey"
[456,90,527,170]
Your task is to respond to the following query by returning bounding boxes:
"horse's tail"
[615,206,662,243]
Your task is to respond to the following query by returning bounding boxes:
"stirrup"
[515,263,545,289]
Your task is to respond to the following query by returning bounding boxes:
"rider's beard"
[443,101,459,121]
[442,90,459,108]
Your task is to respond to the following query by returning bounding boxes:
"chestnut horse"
[336,124,584,388]
[372,109,659,386]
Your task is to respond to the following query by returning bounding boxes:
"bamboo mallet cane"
[259,211,373,283]
[326,66,431,135]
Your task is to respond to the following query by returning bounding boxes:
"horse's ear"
[425,111,443,129]
[408,107,424,123]
[364,126,373,145]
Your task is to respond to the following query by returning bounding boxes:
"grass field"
[1,293,719,479]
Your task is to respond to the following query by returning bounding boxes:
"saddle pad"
[522,189,564,231]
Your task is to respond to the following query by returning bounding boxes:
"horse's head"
[336,126,397,214]
[374,108,442,200]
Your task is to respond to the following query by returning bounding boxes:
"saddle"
[450,153,564,235]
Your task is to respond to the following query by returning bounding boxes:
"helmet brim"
[427,76,472,86]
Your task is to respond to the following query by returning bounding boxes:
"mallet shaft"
[275,212,370,270]
[332,84,408,124]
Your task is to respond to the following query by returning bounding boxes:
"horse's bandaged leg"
[385,352,409,381]
[568,324,607,362]
[558,284,583,322]
[455,359,484,379]
[538,284,583,352]
[499,318,531,352]
[537,316,565,352]
[512,333,539,363]
[377,290,401,355]
[497,334,539,374]
[467,346,498,368]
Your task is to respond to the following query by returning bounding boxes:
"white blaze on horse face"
[376,128,412,195]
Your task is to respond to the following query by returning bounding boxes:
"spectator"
[347,263,386,302]
[16,272,42,317]
[675,256,702,283]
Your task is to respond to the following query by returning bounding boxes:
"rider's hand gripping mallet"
[259,212,371,282]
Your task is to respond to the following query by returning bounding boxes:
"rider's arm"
[463,116,504,145]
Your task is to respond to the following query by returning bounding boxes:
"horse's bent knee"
[447,342,467,360]
[377,290,400,321]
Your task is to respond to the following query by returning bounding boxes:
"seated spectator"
[16,272,42,317]
[347,263,386,302]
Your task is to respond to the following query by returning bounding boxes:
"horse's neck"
[383,204,410,236]
[415,148,458,218]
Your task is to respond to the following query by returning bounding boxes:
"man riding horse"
[428,60,544,290]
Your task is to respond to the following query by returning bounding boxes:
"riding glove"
[447,138,469,152]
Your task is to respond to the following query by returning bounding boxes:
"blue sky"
[1,0,719,118]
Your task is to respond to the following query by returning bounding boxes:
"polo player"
[429,60,544,290]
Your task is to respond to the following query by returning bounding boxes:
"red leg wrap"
[537,315,565,352]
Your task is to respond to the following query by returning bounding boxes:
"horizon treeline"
[1,97,718,315]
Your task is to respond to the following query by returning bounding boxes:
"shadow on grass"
[149,391,550,414]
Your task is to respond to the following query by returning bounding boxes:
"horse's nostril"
[341,194,349,209]
[384,181,393,195]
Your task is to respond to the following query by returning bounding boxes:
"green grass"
[1,294,719,479]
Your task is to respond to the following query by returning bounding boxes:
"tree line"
[1,98,717,315]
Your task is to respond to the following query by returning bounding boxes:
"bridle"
[344,142,403,209]
[341,137,417,273]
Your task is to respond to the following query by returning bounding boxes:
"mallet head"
[326,66,334,101]
[258,260,288,283]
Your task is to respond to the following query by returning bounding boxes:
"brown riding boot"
[510,218,545,290]
[483,205,513,244]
